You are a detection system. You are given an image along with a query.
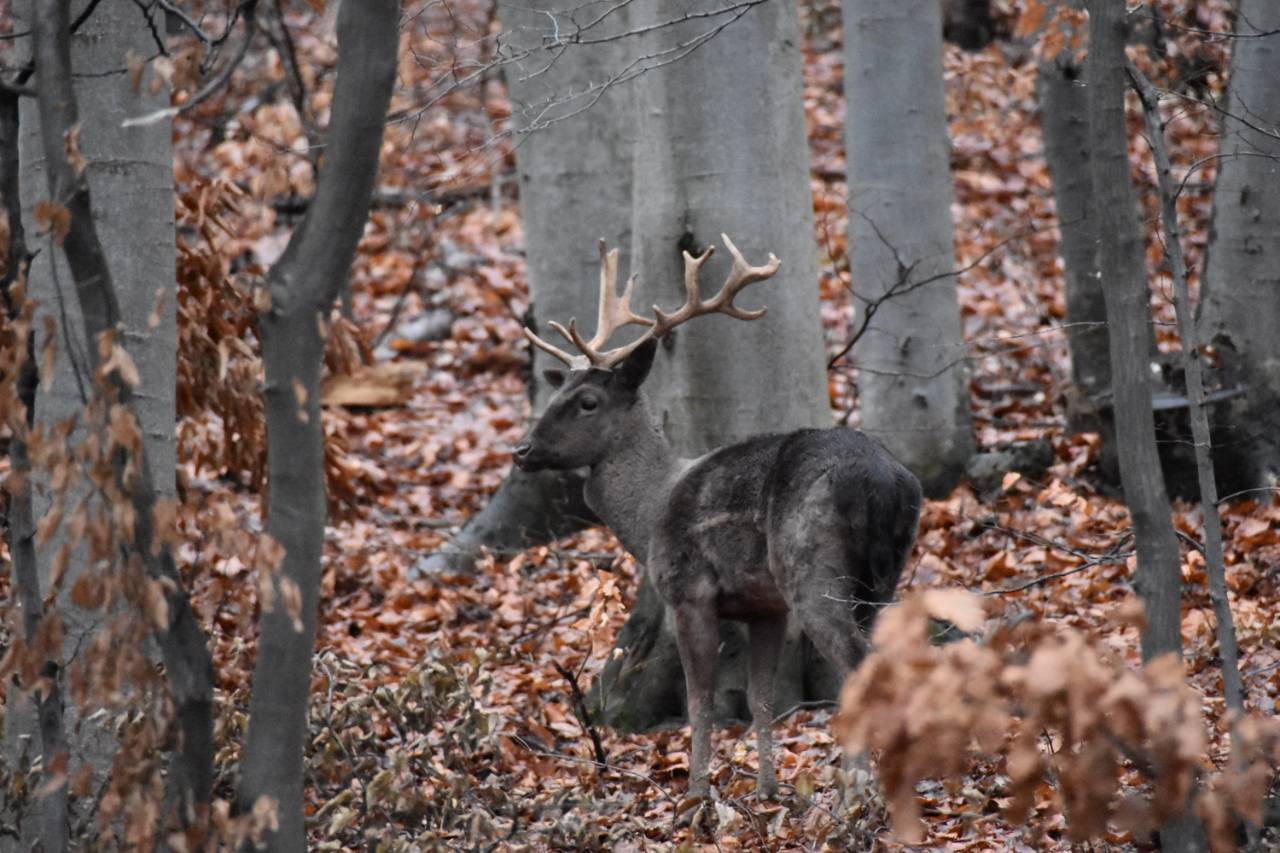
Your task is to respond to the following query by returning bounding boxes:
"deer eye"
[578,395,599,413]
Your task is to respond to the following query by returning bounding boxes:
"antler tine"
[526,243,659,371]
[589,241,655,350]
[653,235,779,334]
[713,233,779,320]
[523,327,590,370]
[560,318,607,366]
[653,245,713,332]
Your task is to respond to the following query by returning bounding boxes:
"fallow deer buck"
[514,234,922,803]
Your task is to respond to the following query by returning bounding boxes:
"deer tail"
[864,467,923,607]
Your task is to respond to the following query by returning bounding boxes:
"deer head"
[512,339,658,471]
[513,234,780,473]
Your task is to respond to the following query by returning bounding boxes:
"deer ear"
[613,338,657,393]
[543,368,566,389]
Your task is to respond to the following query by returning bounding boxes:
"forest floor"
[10,0,1280,850]
[182,1,1278,850]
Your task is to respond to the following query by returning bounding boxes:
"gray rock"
[965,439,1055,495]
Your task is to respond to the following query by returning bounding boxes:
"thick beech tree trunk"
[1,81,65,852]
[588,0,839,730]
[1038,47,1122,484]
[1085,0,1182,666]
[237,4,396,849]
[1038,55,1111,410]
[504,0,636,417]
[629,2,828,452]
[13,0,202,843]
[417,0,639,574]
[1084,3,1200,848]
[1198,0,1280,492]
[843,0,973,498]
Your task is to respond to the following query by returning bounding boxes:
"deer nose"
[513,443,532,460]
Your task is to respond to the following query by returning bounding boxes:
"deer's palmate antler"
[523,233,781,370]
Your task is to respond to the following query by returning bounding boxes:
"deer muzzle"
[512,441,548,472]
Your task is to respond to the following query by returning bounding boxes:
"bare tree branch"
[975,519,1136,595]
[264,0,318,157]
[1128,57,1248,766]
[1134,9,1280,41]
[1155,84,1280,144]
[123,0,259,127]
[551,661,608,770]
[395,0,763,138]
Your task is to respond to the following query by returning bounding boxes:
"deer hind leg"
[772,493,877,677]
[786,568,883,806]
[789,579,872,676]
[747,614,786,799]
[674,602,719,802]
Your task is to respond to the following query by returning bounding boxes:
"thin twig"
[1154,86,1280,144]
[123,0,259,127]
[155,0,215,44]
[552,661,608,770]
[266,0,319,157]
[973,518,1136,595]
[509,734,677,804]
[1216,486,1280,505]
[829,213,1055,369]
[1134,9,1280,41]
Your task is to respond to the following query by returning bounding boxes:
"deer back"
[649,427,921,622]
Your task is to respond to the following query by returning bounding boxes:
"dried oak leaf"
[34,200,71,244]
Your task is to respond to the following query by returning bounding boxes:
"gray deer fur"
[514,337,922,802]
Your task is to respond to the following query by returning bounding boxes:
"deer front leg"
[674,603,719,802]
[747,615,785,799]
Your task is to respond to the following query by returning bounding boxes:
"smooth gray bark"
[21,3,178,487]
[588,0,840,730]
[1038,47,1122,486]
[1,79,68,853]
[13,0,191,842]
[1084,4,1199,847]
[238,3,397,849]
[1038,54,1112,411]
[630,0,829,452]
[1085,0,1182,666]
[415,0,636,575]
[1198,0,1280,491]
[504,0,636,416]
[843,0,973,498]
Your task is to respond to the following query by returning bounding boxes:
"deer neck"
[583,394,681,557]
